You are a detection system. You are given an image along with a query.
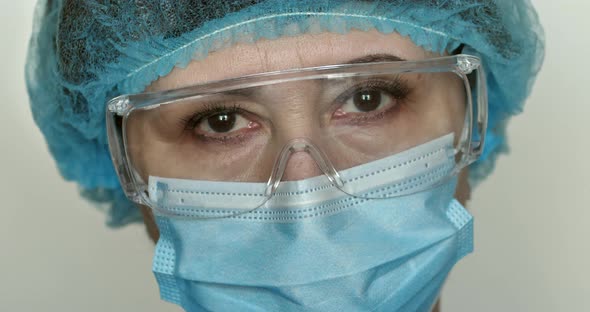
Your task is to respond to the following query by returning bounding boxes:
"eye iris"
[207,113,236,133]
[353,90,382,112]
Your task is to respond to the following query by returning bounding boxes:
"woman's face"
[133,29,471,241]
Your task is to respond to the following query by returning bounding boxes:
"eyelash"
[335,77,412,125]
[341,78,410,102]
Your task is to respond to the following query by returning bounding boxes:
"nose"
[265,139,344,196]
[280,151,324,181]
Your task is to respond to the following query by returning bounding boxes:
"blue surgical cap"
[26,0,545,227]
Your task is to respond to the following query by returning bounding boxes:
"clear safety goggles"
[106,54,487,216]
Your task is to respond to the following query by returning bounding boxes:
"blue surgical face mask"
[149,134,473,312]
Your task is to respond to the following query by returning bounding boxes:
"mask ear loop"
[265,138,345,197]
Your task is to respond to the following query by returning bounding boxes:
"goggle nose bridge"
[264,138,345,197]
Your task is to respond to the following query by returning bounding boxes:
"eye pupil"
[353,90,382,112]
[208,113,236,133]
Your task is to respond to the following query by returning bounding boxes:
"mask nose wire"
[264,138,345,197]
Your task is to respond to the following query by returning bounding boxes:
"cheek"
[125,113,160,182]
[139,204,160,243]
[432,75,467,136]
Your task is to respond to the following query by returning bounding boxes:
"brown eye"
[353,90,382,112]
[207,113,236,133]
[196,110,252,135]
[339,88,395,115]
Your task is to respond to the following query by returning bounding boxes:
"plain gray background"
[1,1,588,311]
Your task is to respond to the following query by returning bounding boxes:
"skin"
[135,29,471,312]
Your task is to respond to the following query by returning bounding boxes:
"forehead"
[147,29,440,92]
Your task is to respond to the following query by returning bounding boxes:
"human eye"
[332,77,411,124]
[179,103,262,143]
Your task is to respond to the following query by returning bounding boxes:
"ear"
[455,167,471,206]
[138,204,160,243]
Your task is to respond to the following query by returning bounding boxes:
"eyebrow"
[222,54,405,98]
[345,54,406,64]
